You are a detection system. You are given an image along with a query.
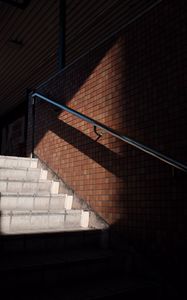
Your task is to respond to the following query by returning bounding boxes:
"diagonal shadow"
[36,36,118,106]
[35,113,128,178]
[33,35,125,178]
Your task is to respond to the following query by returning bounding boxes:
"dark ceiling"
[0,0,30,9]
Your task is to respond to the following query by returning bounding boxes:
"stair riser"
[1,212,84,233]
[0,169,47,181]
[0,195,69,211]
[0,158,38,169]
[0,181,59,194]
[0,230,105,253]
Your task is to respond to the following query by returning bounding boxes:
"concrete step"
[0,155,38,168]
[0,192,73,211]
[0,209,89,233]
[0,228,107,253]
[0,250,161,300]
[0,179,59,194]
[0,166,47,181]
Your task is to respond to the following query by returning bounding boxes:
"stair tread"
[0,166,40,171]
[0,192,66,197]
[0,226,96,236]
[1,209,83,214]
[0,178,58,183]
[0,155,38,161]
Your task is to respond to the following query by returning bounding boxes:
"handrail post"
[31,95,36,158]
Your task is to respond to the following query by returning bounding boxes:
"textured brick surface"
[27,1,187,259]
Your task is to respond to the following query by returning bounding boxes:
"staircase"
[0,155,164,299]
[0,155,91,234]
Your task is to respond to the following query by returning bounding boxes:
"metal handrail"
[32,92,187,172]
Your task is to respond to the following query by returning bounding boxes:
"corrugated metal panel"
[0,0,161,116]
[0,0,60,116]
[65,0,158,65]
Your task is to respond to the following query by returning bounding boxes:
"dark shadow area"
[0,101,27,156]
[0,0,30,9]
[117,0,187,254]
[36,36,118,105]
[107,2,187,297]
[0,228,167,300]
[110,220,187,300]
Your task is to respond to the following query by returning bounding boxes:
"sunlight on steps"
[0,155,90,234]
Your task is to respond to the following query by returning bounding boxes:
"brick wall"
[27,0,187,267]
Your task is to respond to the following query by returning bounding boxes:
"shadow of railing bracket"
[94,125,104,141]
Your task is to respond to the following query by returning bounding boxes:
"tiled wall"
[27,1,187,261]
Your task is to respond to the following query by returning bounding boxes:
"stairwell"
[0,155,164,299]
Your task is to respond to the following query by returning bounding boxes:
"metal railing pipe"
[32,92,187,172]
